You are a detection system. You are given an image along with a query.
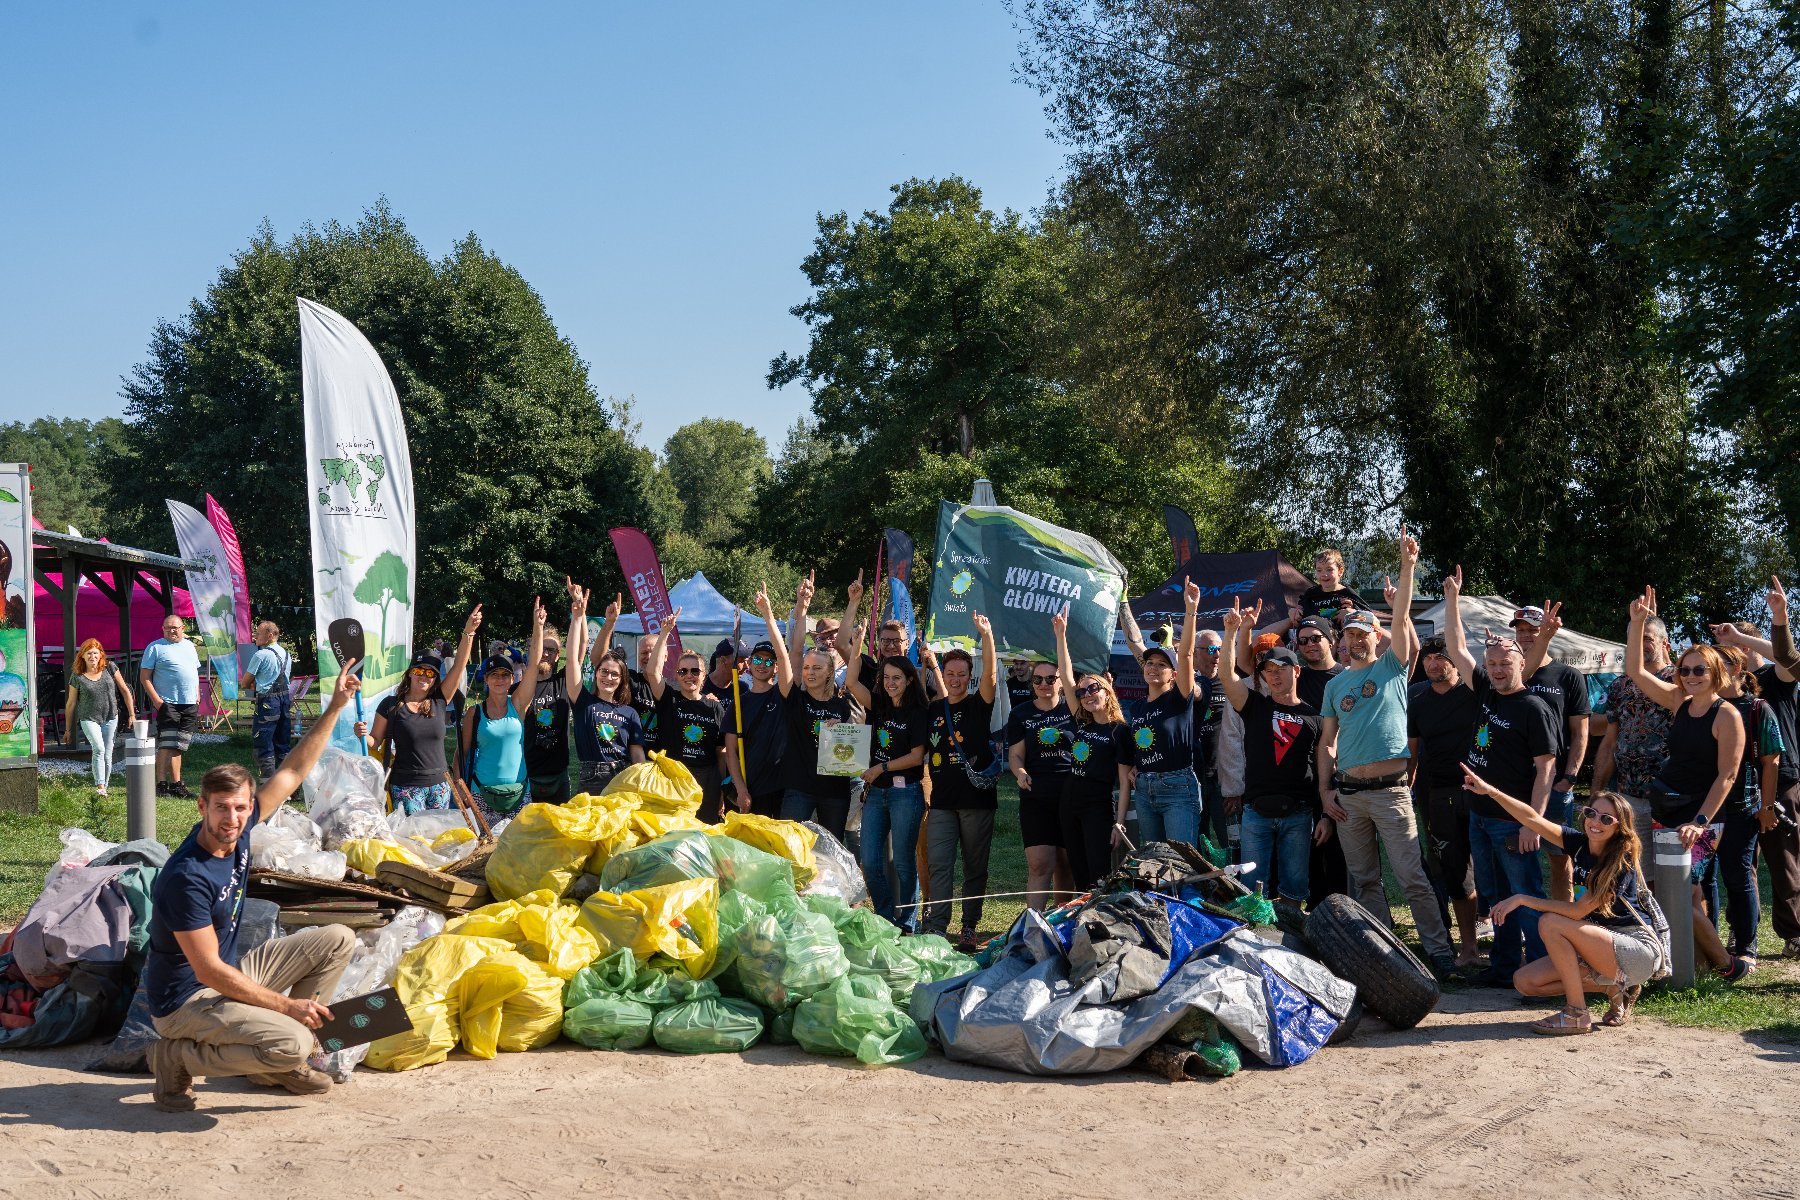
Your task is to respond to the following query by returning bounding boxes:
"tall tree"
[0,417,129,533]
[661,418,772,546]
[107,202,668,643]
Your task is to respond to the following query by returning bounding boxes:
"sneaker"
[148,1040,195,1112]
[155,780,172,797]
[246,1065,332,1096]
[1429,953,1460,981]
[1470,966,1514,989]
[168,780,192,798]
[1783,938,1800,960]
[1717,956,1752,984]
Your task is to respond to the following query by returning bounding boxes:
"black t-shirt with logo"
[1006,701,1073,780]
[654,687,725,777]
[1299,584,1360,620]
[783,687,854,800]
[1005,676,1035,711]
[1463,674,1560,822]
[1524,661,1592,775]
[1238,691,1321,815]
[929,693,997,811]
[1066,719,1133,801]
[727,684,788,795]
[1193,676,1221,782]
[628,668,660,752]
[523,674,572,780]
[868,705,929,789]
[1407,679,1482,790]
[1128,688,1195,773]
[1298,664,1343,715]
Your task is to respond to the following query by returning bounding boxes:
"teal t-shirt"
[1322,649,1412,771]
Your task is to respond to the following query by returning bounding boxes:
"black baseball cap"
[480,654,515,678]
[408,650,444,675]
[1257,646,1300,669]
[1297,616,1334,638]
[711,638,749,664]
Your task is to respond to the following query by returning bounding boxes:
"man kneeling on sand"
[144,663,362,1112]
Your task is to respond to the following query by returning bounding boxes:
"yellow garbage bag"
[564,791,644,876]
[443,888,550,942]
[364,934,514,1071]
[486,801,631,900]
[716,812,817,887]
[341,837,431,876]
[458,951,564,1058]
[516,900,602,979]
[577,877,719,979]
[630,809,708,843]
[604,752,703,816]
[432,826,477,852]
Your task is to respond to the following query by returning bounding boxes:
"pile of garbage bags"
[270,748,487,881]
[353,754,968,1071]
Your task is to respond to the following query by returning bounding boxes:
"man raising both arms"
[1316,526,1458,978]
[145,661,364,1112]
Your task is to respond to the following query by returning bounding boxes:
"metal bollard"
[124,733,158,842]
[1650,828,1694,989]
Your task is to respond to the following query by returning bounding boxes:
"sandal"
[1601,985,1639,1028]
[1528,1007,1593,1036]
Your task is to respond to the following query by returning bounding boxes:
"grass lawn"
[7,755,1797,1042]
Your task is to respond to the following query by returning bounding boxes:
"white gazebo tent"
[1413,594,1625,675]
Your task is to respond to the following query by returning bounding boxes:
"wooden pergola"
[32,528,204,694]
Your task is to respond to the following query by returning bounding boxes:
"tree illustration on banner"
[352,550,411,678]
[206,594,237,657]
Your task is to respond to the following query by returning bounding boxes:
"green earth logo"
[1036,727,1060,746]
[1475,724,1491,751]
[683,723,704,744]
[951,570,974,595]
[1134,727,1155,750]
[598,721,618,742]
[877,729,894,750]
[1072,739,1092,764]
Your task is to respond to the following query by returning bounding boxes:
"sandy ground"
[0,991,1793,1200]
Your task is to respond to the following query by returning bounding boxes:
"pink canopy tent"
[34,572,194,655]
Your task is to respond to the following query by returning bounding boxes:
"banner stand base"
[0,768,38,815]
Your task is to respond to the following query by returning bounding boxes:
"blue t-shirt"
[578,699,644,772]
[1129,688,1195,773]
[1323,649,1412,771]
[141,636,201,705]
[247,643,291,693]
[144,806,261,1018]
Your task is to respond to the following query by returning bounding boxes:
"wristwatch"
[1555,773,1577,788]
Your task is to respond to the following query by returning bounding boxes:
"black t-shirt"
[702,672,734,702]
[783,686,854,800]
[1005,676,1035,710]
[1463,675,1559,822]
[928,693,998,811]
[1299,584,1360,620]
[1128,688,1195,773]
[1237,691,1321,814]
[577,699,645,772]
[1563,824,1652,929]
[868,705,929,789]
[1407,679,1482,790]
[1006,701,1073,780]
[376,694,452,788]
[1193,676,1221,782]
[523,674,572,779]
[1524,661,1592,775]
[628,669,659,751]
[1298,664,1343,714]
[654,688,725,777]
[728,683,788,795]
[1066,719,1133,799]
[1755,664,1800,785]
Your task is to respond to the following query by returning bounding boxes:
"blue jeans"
[1468,814,1546,976]
[1241,808,1313,903]
[1718,805,1763,957]
[780,788,851,846]
[1134,768,1201,848]
[80,717,118,788]
[859,782,926,928]
[252,690,293,776]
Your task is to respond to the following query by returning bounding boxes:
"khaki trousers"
[1336,783,1453,959]
[151,924,356,1078]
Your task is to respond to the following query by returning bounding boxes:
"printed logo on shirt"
[535,706,555,728]
[1038,726,1063,747]
[1474,723,1492,751]
[1133,726,1154,751]
[1360,680,1377,699]
[877,728,894,750]
[1269,712,1305,765]
[683,723,704,745]
[1071,738,1093,764]
[597,720,619,743]
[1338,694,1357,714]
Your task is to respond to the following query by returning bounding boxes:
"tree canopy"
[0,418,128,534]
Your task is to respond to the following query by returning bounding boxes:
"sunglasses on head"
[1577,805,1619,828]
[1676,665,1710,677]
[1076,682,1105,697]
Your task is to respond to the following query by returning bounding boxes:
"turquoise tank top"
[473,699,527,788]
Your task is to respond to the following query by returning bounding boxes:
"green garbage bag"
[800,892,853,926]
[563,948,641,1008]
[710,892,768,980]
[651,995,765,1054]
[598,831,718,893]
[894,934,976,985]
[562,995,656,1050]
[629,966,681,1007]
[791,971,927,1066]
[830,904,903,954]
[766,1007,796,1045]
[733,902,849,1011]
[709,835,800,906]
[845,936,926,1007]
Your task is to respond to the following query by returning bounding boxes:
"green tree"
[661,419,772,546]
[106,202,670,649]
[0,417,129,533]
[351,549,411,675]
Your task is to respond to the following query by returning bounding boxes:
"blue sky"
[0,3,1067,455]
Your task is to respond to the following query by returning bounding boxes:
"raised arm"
[834,570,864,665]
[1119,603,1147,663]
[1769,577,1799,677]
[1175,579,1199,699]
[443,605,482,703]
[590,593,622,670]
[1388,524,1419,664]
[1441,565,1477,680]
[974,610,998,704]
[755,584,792,695]
[1625,587,1684,711]
[1460,763,1566,848]
[845,637,872,709]
[1216,601,1251,711]
[788,571,815,679]
[1522,599,1560,681]
[257,660,360,821]
[563,580,589,701]
[643,606,682,701]
[1051,605,1077,701]
[919,641,945,700]
[512,596,547,714]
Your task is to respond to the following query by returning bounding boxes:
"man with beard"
[145,663,362,1112]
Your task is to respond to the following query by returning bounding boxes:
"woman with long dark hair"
[1714,641,1784,969]
[356,606,480,814]
[1052,607,1133,890]
[847,630,930,929]
[1460,769,1661,1035]
[1625,587,1749,981]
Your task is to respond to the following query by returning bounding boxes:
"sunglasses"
[1032,676,1058,685]
[676,667,702,677]
[1076,682,1105,697]
[749,656,776,667]
[1198,645,1221,654]
[1676,665,1711,677]
[1297,634,1327,646]
[409,667,438,678]
[1576,806,1619,828]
